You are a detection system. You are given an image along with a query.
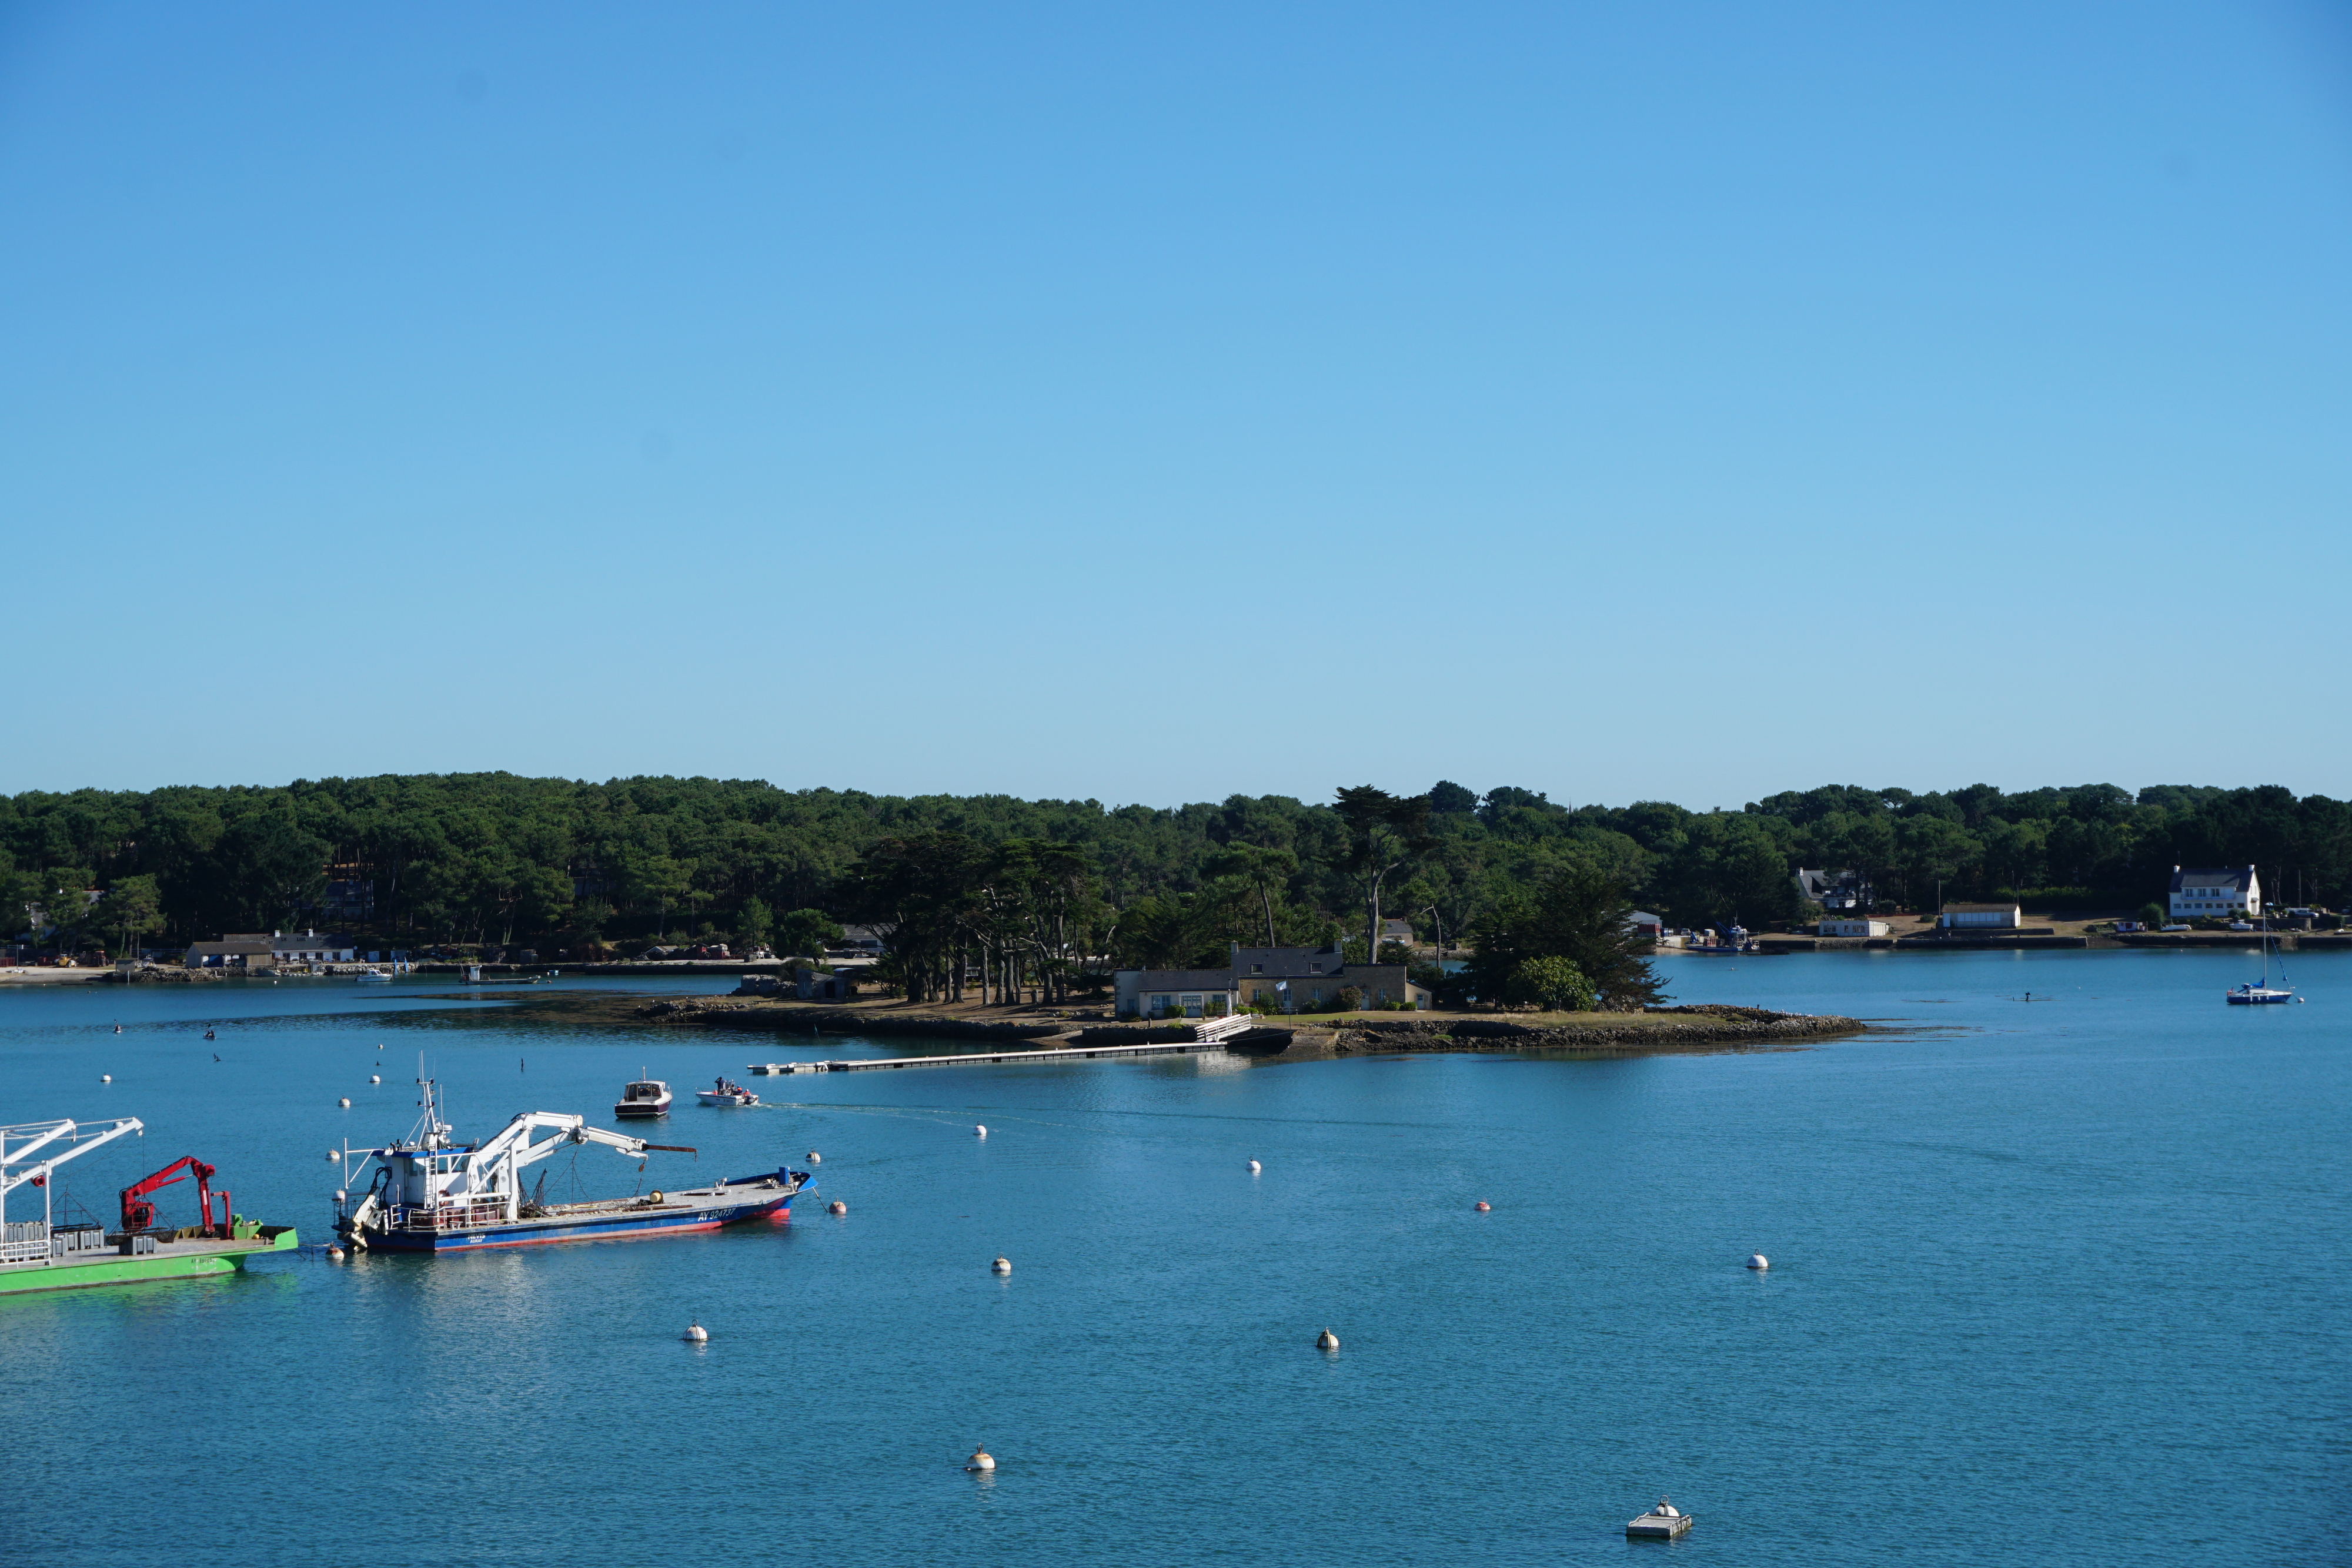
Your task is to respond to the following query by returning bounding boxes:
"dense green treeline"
[2,774,2346,964]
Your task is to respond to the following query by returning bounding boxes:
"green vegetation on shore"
[2,777,2343,987]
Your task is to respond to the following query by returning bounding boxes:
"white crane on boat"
[0,1119,145,1242]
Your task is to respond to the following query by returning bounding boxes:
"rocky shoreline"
[634,996,1864,1056]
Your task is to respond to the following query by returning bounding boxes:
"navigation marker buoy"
[1248,1159,1261,1173]
[975,1125,987,1138]
[683,1322,709,1343]
[968,1447,995,1472]
[1315,1328,1341,1351]
[991,1256,1011,1275]
[1475,1201,1491,1212]
[1746,1254,1770,1270]
[828,1201,847,1215]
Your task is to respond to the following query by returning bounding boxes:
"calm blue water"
[1,952,2344,1566]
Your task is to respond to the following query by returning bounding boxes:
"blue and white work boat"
[332,1076,810,1253]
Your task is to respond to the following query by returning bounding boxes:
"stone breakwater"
[636,997,1863,1054]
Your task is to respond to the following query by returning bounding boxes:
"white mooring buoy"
[1247,1159,1261,1173]
[100,1074,112,1084]
[1475,1201,1491,1212]
[827,1201,847,1216]
[338,1098,351,1108]
[326,1246,345,1261]
[369,1074,380,1084]
[325,1151,340,1162]
[991,1256,1011,1275]
[967,1447,995,1472]
[1746,1253,1770,1270]
[807,1151,821,1164]
[975,1125,988,1138]
[682,1321,709,1343]
[1315,1328,1341,1351]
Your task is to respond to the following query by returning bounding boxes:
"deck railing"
[389,1199,510,1232]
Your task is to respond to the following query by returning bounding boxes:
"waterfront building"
[1936,904,2022,930]
[184,929,358,969]
[1796,868,1870,911]
[1112,945,1434,1019]
[1229,944,1432,1012]
[2169,865,2261,919]
[1114,968,1244,1020]
[1819,918,1892,937]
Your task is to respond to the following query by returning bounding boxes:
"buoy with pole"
[682,1321,709,1343]
[991,1256,1011,1275]
[967,1446,994,1472]
[1315,1328,1340,1351]
[1746,1253,1770,1270]
[807,1151,821,1164]
[827,1200,847,1215]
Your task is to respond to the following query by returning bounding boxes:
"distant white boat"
[615,1078,673,1118]
[354,969,393,985]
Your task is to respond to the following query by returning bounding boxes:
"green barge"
[0,1224,298,1295]
[1,1117,296,1296]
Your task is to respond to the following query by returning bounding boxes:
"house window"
[1251,964,1262,974]
[1310,962,1322,974]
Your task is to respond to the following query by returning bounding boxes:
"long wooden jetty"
[749,1014,1258,1074]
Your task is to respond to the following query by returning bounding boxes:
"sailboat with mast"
[2226,916,2298,1005]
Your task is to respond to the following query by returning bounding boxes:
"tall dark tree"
[1331,786,1434,969]
[1464,864,1665,1012]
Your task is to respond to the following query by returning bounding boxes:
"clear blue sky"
[4,2,2347,808]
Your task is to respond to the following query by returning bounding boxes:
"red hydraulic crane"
[120,1156,230,1238]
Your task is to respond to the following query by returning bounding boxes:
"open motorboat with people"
[696,1076,759,1106]
[332,1075,810,1252]
[614,1077,673,1118]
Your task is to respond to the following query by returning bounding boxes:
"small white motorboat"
[1626,1498,1692,1539]
[354,968,393,985]
[696,1076,759,1107]
[614,1078,673,1118]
